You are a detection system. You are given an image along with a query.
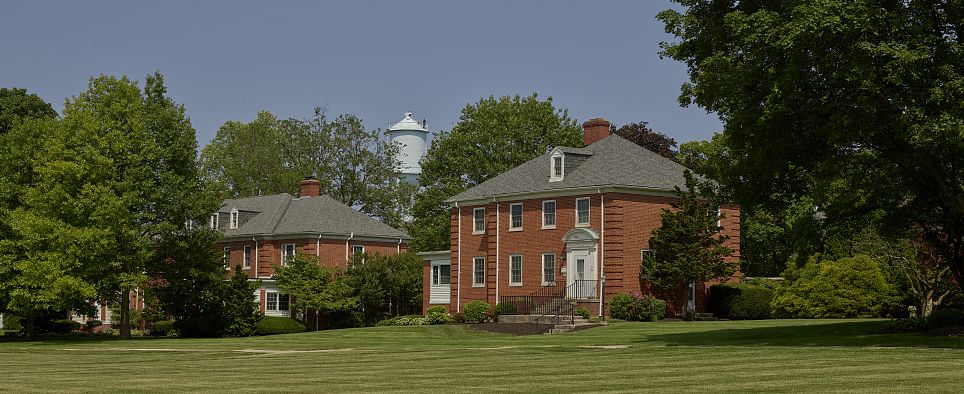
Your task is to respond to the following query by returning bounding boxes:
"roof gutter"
[446,185,688,207]
[456,202,461,313]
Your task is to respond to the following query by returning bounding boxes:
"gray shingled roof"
[446,134,694,203]
[219,193,409,240]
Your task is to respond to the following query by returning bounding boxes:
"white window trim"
[243,245,252,269]
[575,197,590,227]
[509,254,523,286]
[265,291,290,312]
[550,152,564,182]
[210,214,219,230]
[541,253,556,286]
[473,257,485,287]
[472,207,486,235]
[229,208,239,229]
[352,245,366,264]
[541,200,556,229]
[509,203,523,231]
[222,247,231,270]
[432,263,451,286]
[282,243,296,266]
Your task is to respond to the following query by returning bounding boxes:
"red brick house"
[421,118,739,318]
[218,177,410,317]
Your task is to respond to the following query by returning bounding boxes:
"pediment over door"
[562,228,599,243]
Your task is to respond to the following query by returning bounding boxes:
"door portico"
[562,228,600,299]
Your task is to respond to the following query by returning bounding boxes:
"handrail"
[498,279,600,326]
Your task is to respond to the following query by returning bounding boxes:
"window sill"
[575,222,590,228]
[472,231,485,235]
[508,227,522,232]
[509,283,522,287]
[541,282,555,287]
[472,284,485,288]
[541,225,556,230]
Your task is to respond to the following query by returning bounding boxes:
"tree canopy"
[409,94,583,251]
[660,0,964,285]
[200,109,411,227]
[0,87,56,135]
[611,121,678,161]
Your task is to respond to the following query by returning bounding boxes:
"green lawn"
[2,319,963,393]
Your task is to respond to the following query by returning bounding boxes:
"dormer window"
[550,151,564,182]
[229,208,239,229]
[210,213,219,230]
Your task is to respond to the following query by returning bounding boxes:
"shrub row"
[609,293,666,322]
[708,284,775,320]
[254,316,308,335]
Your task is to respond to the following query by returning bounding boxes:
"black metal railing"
[568,279,599,300]
[499,282,562,315]
[499,279,601,326]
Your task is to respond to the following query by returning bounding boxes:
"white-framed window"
[509,254,522,286]
[542,254,555,285]
[576,197,590,226]
[641,249,655,262]
[243,245,252,269]
[707,207,722,228]
[352,245,365,265]
[432,264,451,285]
[185,219,194,231]
[550,152,564,182]
[222,247,231,270]
[473,257,485,286]
[265,291,290,312]
[509,203,523,231]
[473,207,485,234]
[542,200,556,229]
[210,214,219,230]
[229,208,239,229]
[281,243,296,266]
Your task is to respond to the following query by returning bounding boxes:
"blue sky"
[1,1,721,147]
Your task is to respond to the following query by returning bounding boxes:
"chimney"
[582,118,611,146]
[299,174,320,198]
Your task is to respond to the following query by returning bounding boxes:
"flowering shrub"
[609,292,667,322]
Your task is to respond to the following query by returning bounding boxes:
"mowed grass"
[2,319,964,393]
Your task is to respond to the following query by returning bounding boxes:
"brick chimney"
[582,118,611,146]
[299,174,320,198]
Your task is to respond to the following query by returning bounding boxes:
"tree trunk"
[26,315,36,340]
[119,290,131,340]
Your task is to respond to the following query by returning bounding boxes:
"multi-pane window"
[473,257,485,286]
[509,203,523,230]
[473,208,485,233]
[553,156,563,177]
[509,254,522,285]
[266,292,290,311]
[576,197,590,225]
[229,209,239,229]
[282,243,296,266]
[222,247,231,270]
[210,214,219,230]
[352,245,365,265]
[243,245,252,269]
[542,254,555,285]
[542,200,556,228]
[432,264,451,285]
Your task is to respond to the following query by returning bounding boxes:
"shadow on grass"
[641,320,964,349]
[0,333,170,345]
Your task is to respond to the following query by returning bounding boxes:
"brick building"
[217,177,410,317]
[422,118,740,317]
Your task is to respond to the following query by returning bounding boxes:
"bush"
[85,320,102,331]
[709,284,774,320]
[2,314,23,331]
[254,316,309,335]
[609,293,667,322]
[493,302,518,316]
[772,255,891,318]
[327,311,364,329]
[575,306,591,320]
[450,312,465,323]
[926,308,964,329]
[426,306,452,325]
[376,315,429,326]
[150,320,175,337]
[38,319,81,334]
[176,316,222,338]
[463,300,491,324]
[878,317,928,333]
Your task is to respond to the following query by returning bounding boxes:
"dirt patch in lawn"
[469,323,553,336]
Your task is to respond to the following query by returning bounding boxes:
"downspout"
[397,238,402,255]
[252,237,259,279]
[599,191,606,314]
[317,234,322,257]
[495,199,500,304]
[456,202,462,313]
[345,232,354,268]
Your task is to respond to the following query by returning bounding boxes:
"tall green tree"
[0,87,56,135]
[200,109,410,226]
[3,73,210,339]
[222,266,260,336]
[346,252,423,322]
[659,1,964,287]
[275,255,357,330]
[611,121,678,161]
[410,94,582,251]
[645,171,734,313]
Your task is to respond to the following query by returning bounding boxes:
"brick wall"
[220,236,408,278]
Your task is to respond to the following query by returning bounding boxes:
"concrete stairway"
[549,316,594,334]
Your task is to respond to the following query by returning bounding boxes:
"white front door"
[567,249,597,299]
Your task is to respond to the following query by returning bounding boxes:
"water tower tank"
[387,112,429,184]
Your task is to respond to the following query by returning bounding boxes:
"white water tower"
[387,112,429,184]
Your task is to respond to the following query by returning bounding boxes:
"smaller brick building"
[422,118,740,317]
[217,177,410,317]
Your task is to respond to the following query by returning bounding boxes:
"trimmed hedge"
[493,302,518,316]
[254,316,308,335]
[426,306,452,324]
[38,319,81,334]
[709,284,774,320]
[376,315,429,326]
[609,293,666,322]
[463,300,490,324]
[926,308,964,329]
